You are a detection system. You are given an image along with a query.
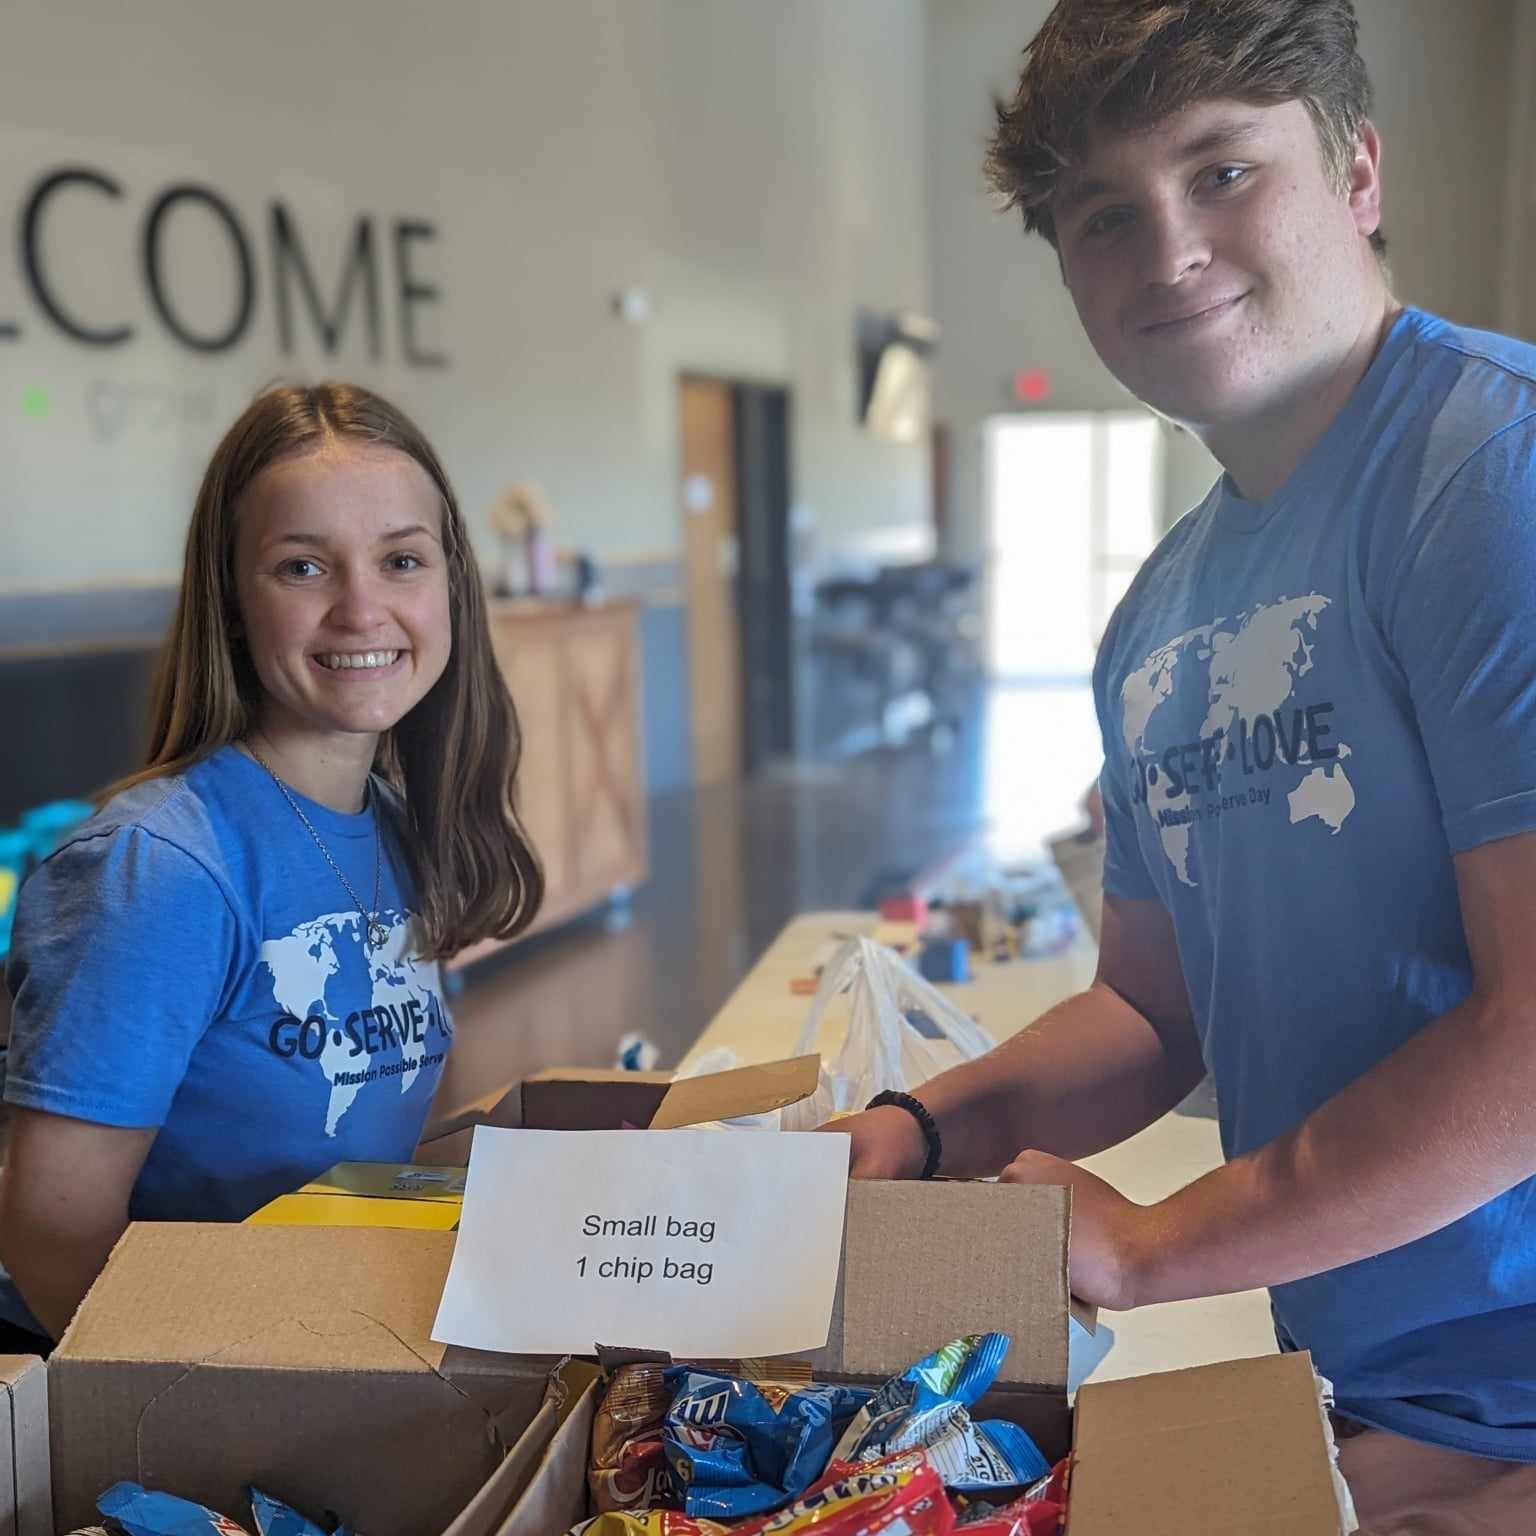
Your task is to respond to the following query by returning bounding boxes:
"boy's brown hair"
[987,0,1385,255]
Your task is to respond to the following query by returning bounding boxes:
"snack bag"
[952,1458,1070,1534]
[565,1515,729,1535]
[733,1449,955,1535]
[829,1335,1050,1492]
[591,1363,681,1513]
[96,1483,251,1536]
[248,1487,353,1536]
[663,1369,872,1520]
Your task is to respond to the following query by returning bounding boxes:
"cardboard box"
[1049,828,1105,942]
[420,1054,821,1159]
[43,1177,1350,1536]
[246,1163,468,1230]
[496,1350,1348,1536]
[46,1178,1072,1536]
[0,1357,50,1536]
[481,1178,1348,1534]
[48,1224,547,1536]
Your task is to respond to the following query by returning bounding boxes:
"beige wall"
[1,1,932,595]
[1499,2,1536,341]
[928,0,1518,559]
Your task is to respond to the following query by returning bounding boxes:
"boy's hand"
[813,1106,928,1179]
[1001,1149,1152,1311]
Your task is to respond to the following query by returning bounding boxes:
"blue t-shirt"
[1094,308,1536,1460]
[3,744,453,1325]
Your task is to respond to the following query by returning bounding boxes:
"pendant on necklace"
[368,919,391,950]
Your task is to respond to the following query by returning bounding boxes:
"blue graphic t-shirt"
[1095,309,1536,1460]
[3,744,453,1324]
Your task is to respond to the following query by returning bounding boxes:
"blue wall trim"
[639,603,692,796]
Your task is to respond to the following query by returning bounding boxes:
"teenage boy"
[832,3,1536,1525]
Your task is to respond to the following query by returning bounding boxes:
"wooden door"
[679,377,743,785]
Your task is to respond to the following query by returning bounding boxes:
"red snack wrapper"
[567,1515,728,1535]
[732,1449,955,1534]
[952,1457,1071,1535]
[590,1364,681,1514]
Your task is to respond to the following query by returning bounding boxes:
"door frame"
[677,371,795,781]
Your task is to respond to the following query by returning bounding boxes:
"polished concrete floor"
[440,683,1104,1105]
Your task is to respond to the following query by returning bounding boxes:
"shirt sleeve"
[1382,418,1536,854]
[1094,628,1162,903]
[3,826,239,1128]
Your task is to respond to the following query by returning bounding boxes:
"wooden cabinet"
[451,598,649,967]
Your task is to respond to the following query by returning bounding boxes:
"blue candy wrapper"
[96,1483,251,1536]
[248,1488,350,1536]
[662,1368,872,1520]
[828,1333,1051,1491]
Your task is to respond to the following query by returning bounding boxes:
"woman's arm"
[0,1107,155,1339]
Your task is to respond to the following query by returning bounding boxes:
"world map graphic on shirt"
[259,909,448,1136]
[1119,594,1356,887]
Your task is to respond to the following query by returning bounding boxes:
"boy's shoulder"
[1395,309,1536,464]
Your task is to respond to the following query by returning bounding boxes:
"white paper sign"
[431,1128,852,1357]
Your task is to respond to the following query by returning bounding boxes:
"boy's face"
[1053,97,1384,428]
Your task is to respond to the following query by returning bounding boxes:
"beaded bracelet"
[866,1089,942,1180]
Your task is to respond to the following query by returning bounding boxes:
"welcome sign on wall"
[2,167,446,366]
[1,129,458,592]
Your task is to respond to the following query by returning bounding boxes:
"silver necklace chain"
[247,741,389,951]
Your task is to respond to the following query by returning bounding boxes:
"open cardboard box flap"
[48,1224,545,1536]
[815,1180,1078,1391]
[519,1054,821,1132]
[1069,1350,1348,1534]
[423,1053,821,1144]
[0,1356,50,1536]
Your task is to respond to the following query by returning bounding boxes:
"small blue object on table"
[917,938,970,984]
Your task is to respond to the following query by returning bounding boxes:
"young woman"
[0,382,542,1345]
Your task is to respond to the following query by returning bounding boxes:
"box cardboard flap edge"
[821,1180,1071,1393]
[493,1376,600,1536]
[0,1356,50,1536]
[49,1224,552,1536]
[1069,1350,1347,1535]
[648,1054,821,1129]
[422,1078,526,1146]
[514,1054,821,1133]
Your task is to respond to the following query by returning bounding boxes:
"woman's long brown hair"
[107,382,543,959]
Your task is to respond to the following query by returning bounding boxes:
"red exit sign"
[1012,369,1053,404]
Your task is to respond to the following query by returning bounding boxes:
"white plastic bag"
[778,937,996,1132]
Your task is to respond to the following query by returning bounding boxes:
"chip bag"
[829,1334,1050,1491]
[663,1369,872,1520]
[591,1364,681,1513]
[248,1487,353,1536]
[565,1515,729,1535]
[95,1483,251,1536]
[953,1458,1070,1534]
[733,1449,955,1535]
